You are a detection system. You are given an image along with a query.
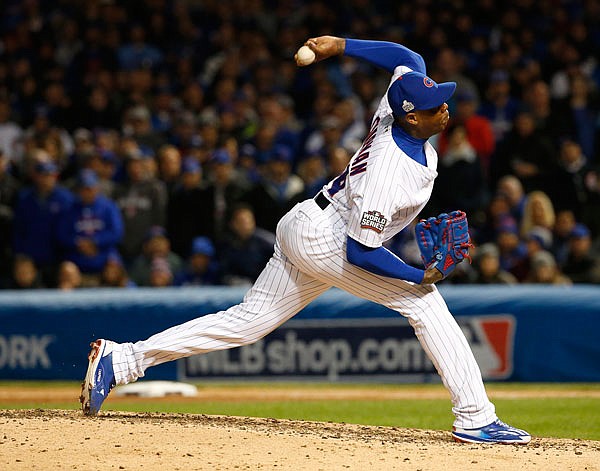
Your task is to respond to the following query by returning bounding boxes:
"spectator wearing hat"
[243,144,305,233]
[202,148,249,242]
[495,216,527,277]
[469,243,518,284]
[129,226,183,286]
[174,236,220,286]
[100,251,136,288]
[113,147,168,261]
[88,148,119,198]
[561,224,600,284]
[12,160,74,285]
[237,143,261,185]
[525,250,572,285]
[218,204,275,286]
[512,225,553,281]
[166,156,210,257]
[56,169,124,286]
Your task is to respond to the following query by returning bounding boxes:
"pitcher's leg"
[278,205,496,429]
[398,287,497,428]
[112,247,330,385]
[329,269,496,428]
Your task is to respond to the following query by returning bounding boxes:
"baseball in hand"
[296,45,316,66]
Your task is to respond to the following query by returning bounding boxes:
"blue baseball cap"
[35,160,59,174]
[106,250,124,267]
[387,72,456,117]
[211,148,232,164]
[182,157,201,174]
[145,225,167,241]
[269,145,293,163]
[98,149,117,164]
[571,223,590,239]
[77,169,99,188]
[525,226,552,249]
[496,216,518,235]
[191,236,215,257]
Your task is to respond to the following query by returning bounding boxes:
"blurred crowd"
[0,0,599,290]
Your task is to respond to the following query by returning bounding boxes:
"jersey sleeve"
[344,39,426,74]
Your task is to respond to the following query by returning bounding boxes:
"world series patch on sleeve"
[415,210,473,277]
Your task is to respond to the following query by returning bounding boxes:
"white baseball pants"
[111,199,497,428]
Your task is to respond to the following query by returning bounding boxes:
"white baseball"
[296,45,316,66]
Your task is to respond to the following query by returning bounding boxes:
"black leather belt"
[315,191,331,210]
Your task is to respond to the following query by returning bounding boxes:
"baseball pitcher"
[81,36,530,445]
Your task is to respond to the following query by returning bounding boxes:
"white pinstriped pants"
[112,199,497,428]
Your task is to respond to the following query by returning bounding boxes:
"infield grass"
[1,381,599,441]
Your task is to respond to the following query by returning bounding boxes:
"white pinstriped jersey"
[323,66,438,248]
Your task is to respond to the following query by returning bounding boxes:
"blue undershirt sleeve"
[344,39,426,74]
[346,236,425,284]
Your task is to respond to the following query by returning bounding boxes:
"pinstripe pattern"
[109,66,497,429]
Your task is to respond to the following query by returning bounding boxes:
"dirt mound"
[1,409,598,470]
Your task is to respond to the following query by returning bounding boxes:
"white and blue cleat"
[452,419,531,445]
[80,339,116,416]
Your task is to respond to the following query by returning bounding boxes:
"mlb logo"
[458,315,516,380]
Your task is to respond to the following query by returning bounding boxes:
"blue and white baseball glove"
[415,210,473,278]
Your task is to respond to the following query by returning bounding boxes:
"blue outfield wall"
[0,285,599,382]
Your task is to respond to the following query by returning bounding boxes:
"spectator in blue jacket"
[56,169,124,286]
[12,160,74,284]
